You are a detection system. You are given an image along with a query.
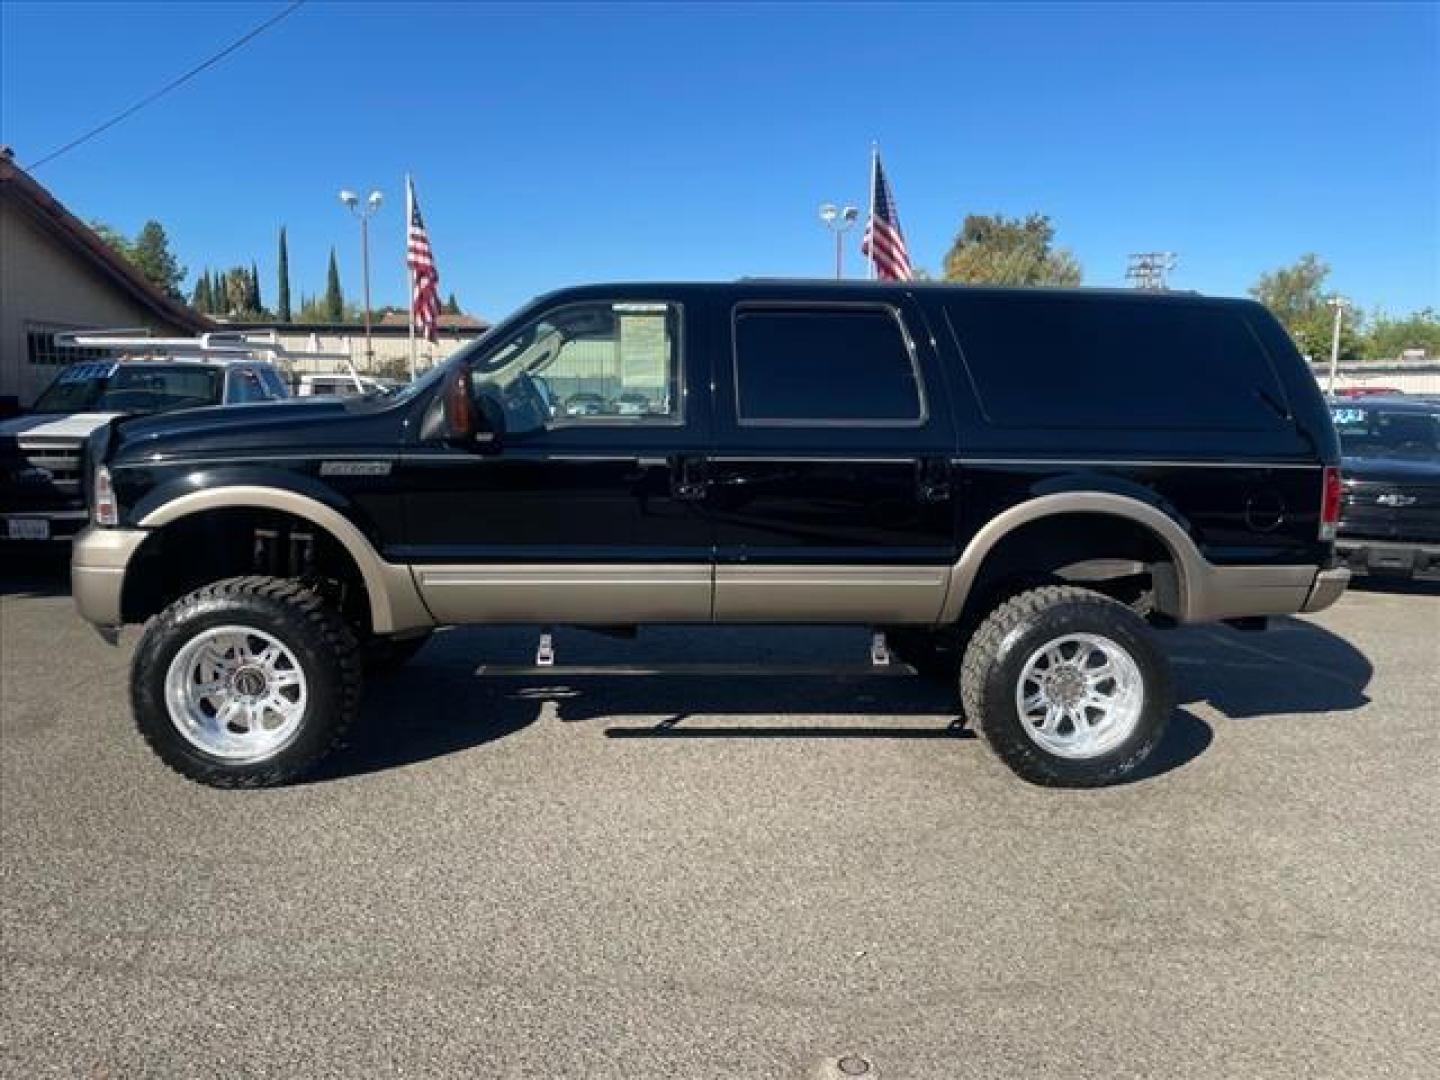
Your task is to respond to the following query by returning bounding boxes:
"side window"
[732,306,924,425]
[258,367,289,399]
[226,369,268,404]
[472,301,682,434]
[944,298,1290,430]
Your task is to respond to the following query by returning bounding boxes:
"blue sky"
[2,1,1436,321]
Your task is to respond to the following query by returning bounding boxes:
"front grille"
[15,439,83,499]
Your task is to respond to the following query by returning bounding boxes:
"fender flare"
[137,485,431,634]
[938,491,1206,623]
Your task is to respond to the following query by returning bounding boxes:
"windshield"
[1331,404,1440,459]
[32,364,223,415]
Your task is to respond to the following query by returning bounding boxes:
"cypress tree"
[211,270,225,316]
[191,270,211,313]
[324,248,343,322]
[248,260,262,314]
[277,227,292,323]
[443,291,461,315]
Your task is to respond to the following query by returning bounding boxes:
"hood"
[1341,453,1440,485]
[110,397,391,461]
[0,412,121,441]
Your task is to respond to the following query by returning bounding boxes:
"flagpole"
[406,174,417,382]
[866,143,878,281]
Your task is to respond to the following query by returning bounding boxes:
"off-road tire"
[960,585,1172,787]
[131,576,362,788]
[363,631,434,676]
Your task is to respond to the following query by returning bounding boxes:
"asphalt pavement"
[2,557,1438,1078]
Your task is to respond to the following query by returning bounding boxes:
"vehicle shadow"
[0,548,71,598]
[314,626,1218,785]
[1165,616,1373,719]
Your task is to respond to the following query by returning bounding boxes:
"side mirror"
[438,366,503,451]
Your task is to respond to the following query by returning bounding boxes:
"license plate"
[5,519,50,540]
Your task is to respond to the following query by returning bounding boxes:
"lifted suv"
[73,282,1349,788]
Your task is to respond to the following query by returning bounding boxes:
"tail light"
[93,465,117,526]
[1319,465,1342,541]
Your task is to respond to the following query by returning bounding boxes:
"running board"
[475,662,917,678]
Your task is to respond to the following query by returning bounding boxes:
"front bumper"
[71,526,147,629]
[1336,539,1440,581]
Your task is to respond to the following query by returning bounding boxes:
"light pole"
[819,202,859,279]
[339,188,383,367]
[1326,295,1350,396]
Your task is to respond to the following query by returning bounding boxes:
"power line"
[25,0,307,172]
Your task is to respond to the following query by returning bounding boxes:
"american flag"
[406,176,441,342]
[860,151,913,282]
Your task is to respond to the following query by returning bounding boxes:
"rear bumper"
[1,509,88,543]
[71,526,147,628]
[1177,562,1349,622]
[1302,567,1351,613]
[1336,539,1440,581]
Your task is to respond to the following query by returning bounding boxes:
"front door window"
[471,301,682,435]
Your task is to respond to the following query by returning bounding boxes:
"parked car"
[614,391,652,416]
[72,282,1347,789]
[1333,386,1404,398]
[296,373,399,398]
[1,338,290,545]
[562,391,608,417]
[1329,397,1440,580]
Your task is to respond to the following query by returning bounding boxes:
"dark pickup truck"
[1329,397,1440,580]
[72,281,1349,788]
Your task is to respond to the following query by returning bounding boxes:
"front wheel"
[131,576,362,787]
[960,585,1172,787]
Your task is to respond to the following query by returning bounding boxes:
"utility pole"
[1126,252,1179,290]
[1326,295,1350,396]
[338,188,383,368]
[818,203,859,279]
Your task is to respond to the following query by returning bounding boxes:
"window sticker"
[57,362,118,384]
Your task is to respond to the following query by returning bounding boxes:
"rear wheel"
[960,585,1171,787]
[131,576,361,787]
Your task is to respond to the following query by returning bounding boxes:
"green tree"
[248,260,263,315]
[942,213,1082,286]
[1362,308,1440,360]
[89,218,187,301]
[222,267,250,318]
[191,269,212,313]
[1249,254,1362,361]
[443,291,461,315]
[90,220,134,262]
[276,227,292,323]
[131,220,187,301]
[324,248,344,322]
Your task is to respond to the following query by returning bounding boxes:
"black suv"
[72,282,1348,788]
[1329,396,1440,580]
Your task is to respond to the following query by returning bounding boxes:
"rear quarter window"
[944,297,1289,431]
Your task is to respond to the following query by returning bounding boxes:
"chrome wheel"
[1014,632,1144,760]
[163,625,308,762]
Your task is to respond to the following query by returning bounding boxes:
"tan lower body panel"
[713,565,949,624]
[413,564,713,624]
[1184,563,1320,623]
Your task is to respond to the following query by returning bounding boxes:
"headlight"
[93,465,117,526]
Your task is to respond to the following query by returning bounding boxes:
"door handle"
[916,457,952,503]
[671,455,710,501]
